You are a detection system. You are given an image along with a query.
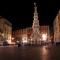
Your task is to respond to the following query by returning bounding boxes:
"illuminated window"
[22,35,28,43]
[42,33,47,41]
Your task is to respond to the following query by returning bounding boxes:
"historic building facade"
[40,26,50,42]
[0,16,12,44]
[53,10,60,43]
[12,27,32,43]
[12,26,50,44]
[12,3,50,44]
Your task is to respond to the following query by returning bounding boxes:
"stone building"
[12,26,50,44]
[53,10,60,43]
[0,16,12,44]
[12,27,32,43]
[40,26,50,42]
[12,2,50,44]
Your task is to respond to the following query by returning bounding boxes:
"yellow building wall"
[0,17,12,44]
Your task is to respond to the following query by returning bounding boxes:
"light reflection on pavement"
[0,45,60,60]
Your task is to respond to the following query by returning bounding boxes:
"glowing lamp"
[22,37,28,43]
[42,34,47,41]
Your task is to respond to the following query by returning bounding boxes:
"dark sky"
[0,0,60,31]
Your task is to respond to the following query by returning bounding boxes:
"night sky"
[0,0,60,31]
